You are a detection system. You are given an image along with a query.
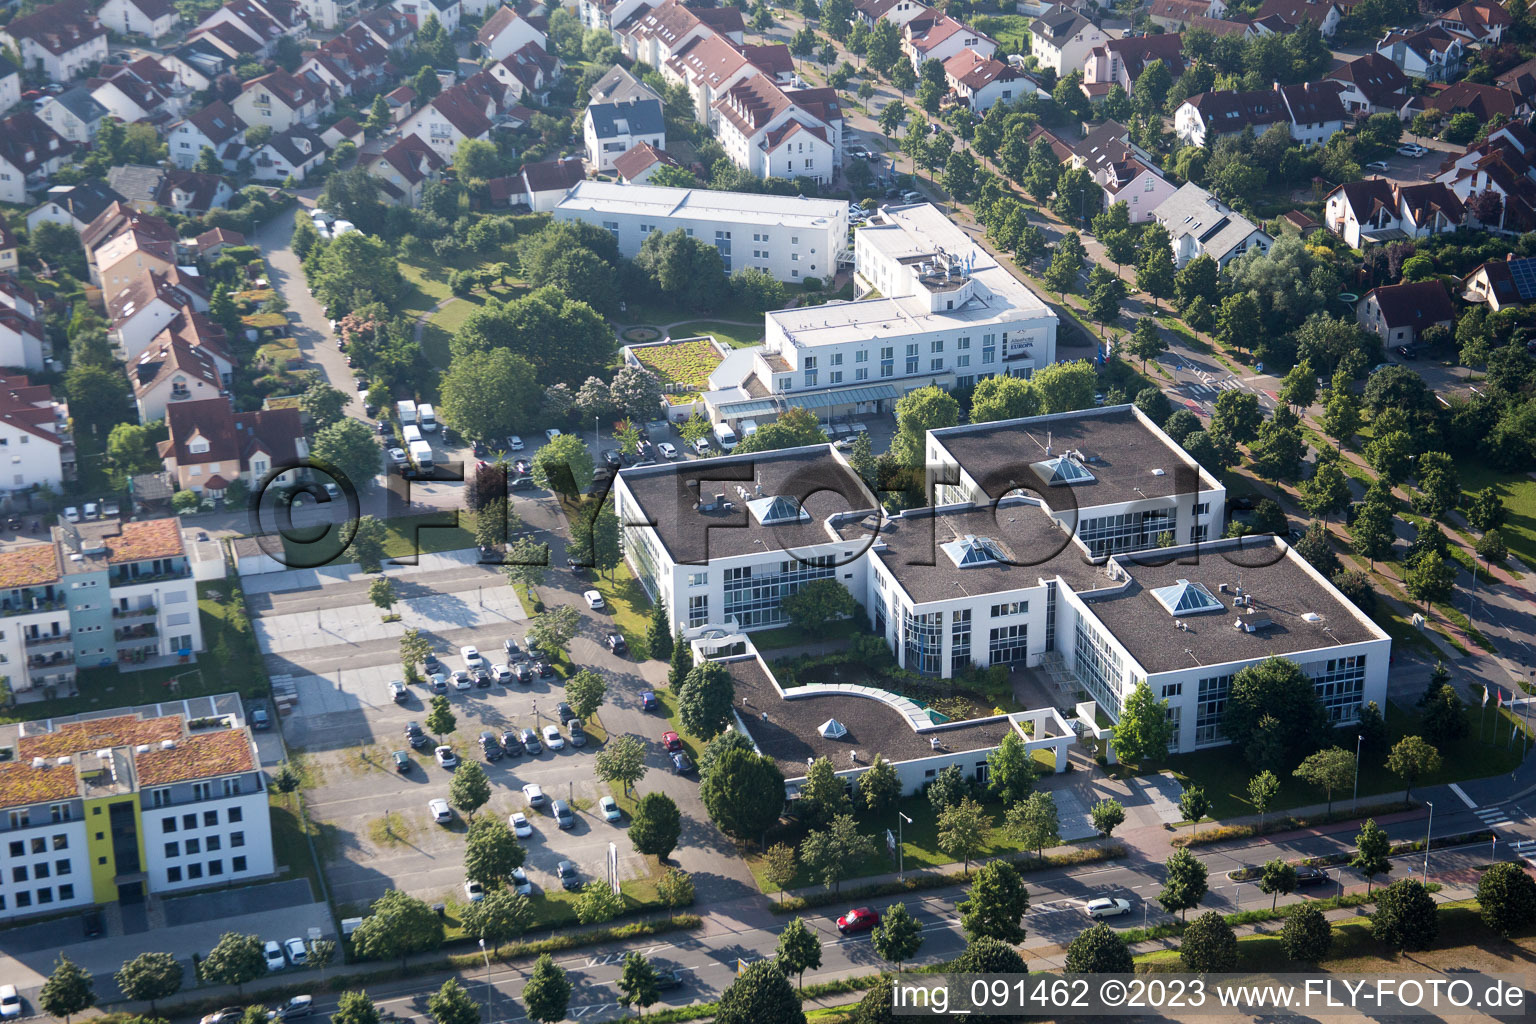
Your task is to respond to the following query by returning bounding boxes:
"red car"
[662,731,682,752]
[837,907,880,934]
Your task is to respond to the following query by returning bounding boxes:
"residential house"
[904,12,995,70]
[0,302,46,371]
[107,165,234,215]
[518,156,587,212]
[491,43,562,104]
[1028,123,1075,163]
[251,125,329,182]
[358,5,417,50]
[0,56,19,116]
[0,225,15,277]
[1070,120,1175,222]
[90,59,190,125]
[1324,51,1412,116]
[1028,5,1106,75]
[1430,1,1510,46]
[1151,181,1272,266]
[1148,0,1226,30]
[131,334,227,423]
[187,21,266,63]
[944,49,1032,111]
[584,92,665,172]
[81,204,178,283]
[107,269,210,361]
[36,88,109,144]
[142,313,232,386]
[1324,177,1466,246]
[233,69,330,133]
[192,0,306,58]
[161,398,306,495]
[664,34,755,126]
[1356,280,1455,346]
[1082,33,1183,96]
[401,82,498,161]
[577,0,657,33]
[853,0,929,28]
[160,37,233,92]
[742,43,794,85]
[478,4,548,63]
[712,74,840,185]
[297,0,354,29]
[612,141,679,183]
[384,85,418,123]
[1495,57,1536,112]
[1174,88,1289,147]
[0,0,108,82]
[394,0,461,34]
[1462,255,1536,311]
[1376,26,1464,81]
[167,102,248,172]
[589,64,657,103]
[615,0,730,68]
[321,117,365,151]
[1426,80,1528,121]
[1250,0,1339,35]
[362,134,447,205]
[1433,123,1536,233]
[0,114,73,206]
[96,231,179,299]
[99,0,181,38]
[0,376,73,494]
[1276,80,1346,146]
[190,228,246,260]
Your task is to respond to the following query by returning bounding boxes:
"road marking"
[1449,783,1477,809]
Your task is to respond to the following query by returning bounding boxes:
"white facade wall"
[0,607,75,693]
[18,36,107,82]
[113,578,204,658]
[0,817,92,915]
[0,71,20,115]
[763,130,835,184]
[0,421,64,494]
[139,788,273,893]
[0,323,45,373]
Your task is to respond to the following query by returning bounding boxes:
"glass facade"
[1078,510,1180,557]
[722,555,836,628]
[687,595,709,627]
[1073,618,1124,719]
[904,608,943,675]
[951,609,971,674]
[988,623,1028,665]
[1302,654,1368,723]
[625,527,665,601]
[1195,673,1234,747]
[1044,582,1056,652]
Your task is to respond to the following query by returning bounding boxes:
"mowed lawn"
[419,287,529,370]
[668,320,764,350]
[1459,464,1536,568]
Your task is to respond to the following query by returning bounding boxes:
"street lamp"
[897,811,912,881]
[1352,733,1362,812]
[1422,801,1434,884]
[478,938,492,1024]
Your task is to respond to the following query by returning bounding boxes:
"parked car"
[662,731,682,752]
[522,783,546,807]
[423,652,442,674]
[521,728,541,754]
[512,866,533,895]
[837,907,880,933]
[1366,160,1390,173]
[429,673,449,694]
[507,435,524,451]
[249,705,271,730]
[603,449,623,469]
[271,996,313,1021]
[264,940,287,971]
[641,691,659,712]
[670,751,694,774]
[434,745,459,769]
[606,632,628,655]
[693,437,711,455]
[429,798,453,824]
[203,1009,244,1024]
[0,986,21,1020]
[387,448,408,466]
[510,812,533,837]
[568,721,587,747]
[1397,143,1428,158]
[491,663,513,685]
[542,724,565,751]
[583,590,605,609]
[557,860,581,890]
[658,442,678,459]
[388,680,407,703]
[464,880,485,903]
[500,729,524,755]
[536,658,555,678]
[513,662,533,684]
[1295,865,1330,888]
[451,670,473,692]
[552,800,575,829]
[405,722,428,748]
[473,667,492,688]
[545,428,562,442]
[460,645,484,669]
[63,506,80,522]
[556,701,576,726]
[502,638,523,661]
[480,730,504,761]
[284,938,308,966]
[600,796,621,822]
[901,190,923,203]
[1085,897,1132,919]
[1396,344,1418,360]
[392,750,412,772]
[653,968,686,990]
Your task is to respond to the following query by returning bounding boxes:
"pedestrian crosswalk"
[1476,804,1513,828]
[1184,376,1246,396]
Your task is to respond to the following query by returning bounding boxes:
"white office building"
[553,180,849,282]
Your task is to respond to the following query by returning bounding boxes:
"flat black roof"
[723,656,1015,781]
[832,499,1106,604]
[618,445,875,565]
[1083,536,1384,675]
[931,406,1211,510]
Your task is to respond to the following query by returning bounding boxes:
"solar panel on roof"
[1508,258,1536,300]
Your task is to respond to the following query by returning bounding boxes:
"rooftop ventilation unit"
[1302,612,1323,623]
[160,739,176,750]
[31,757,45,769]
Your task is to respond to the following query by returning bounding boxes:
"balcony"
[0,596,65,618]
[112,605,157,619]
[110,566,191,586]
[114,623,158,644]
[23,631,71,649]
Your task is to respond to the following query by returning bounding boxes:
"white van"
[418,404,437,431]
[408,440,434,469]
[397,400,418,426]
[740,419,759,437]
[403,424,423,445]
[713,422,738,451]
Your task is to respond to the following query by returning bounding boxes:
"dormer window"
[188,437,210,455]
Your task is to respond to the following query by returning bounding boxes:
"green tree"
[1372,878,1439,951]
[522,955,572,1024]
[678,660,735,739]
[647,601,673,661]
[1281,903,1333,963]
[1005,791,1061,860]
[313,418,381,494]
[1259,858,1298,910]
[1386,735,1441,801]
[1352,500,1396,567]
[426,693,455,742]
[1065,923,1133,973]
[464,816,526,886]
[1279,360,1319,411]
[1405,550,1456,613]
[532,434,596,502]
[440,350,540,444]
[1175,253,1220,311]
[1248,770,1280,829]
[428,979,480,1024]
[300,380,351,429]
[39,956,94,1023]
[775,917,822,989]
[716,961,804,1024]
[629,792,682,861]
[1135,224,1176,310]
[937,797,993,876]
[872,902,924,969]
[668,631,693,690]
[115,952,182,1012]
[566,669,607,723]
[502,536,550,596]
[657,867,695,919]
[1222,657,1329,770]
[1179,911,1238,972]
[969,374,1042,423]
[1216,291,1262,357]
[1043,231,1086,298]
[986,730,1038,805]
[702,749,785,843]
[201,933,265,993]
[779,578,857,637]
[1300,462,1351,523]
[618,952,660,1017]
[957,860,1030,943]
[1111,680,1175,765]
[1179,785,1210,837]
[400,627,432,676]
[595,734,648,796]
[460,888,532,946]
[1323,387,1362,445]
[1091,798,1125,838]
[801,813,878,893]
[106,422,164,480]
[764,843,798,902]
[1352,818,1391,893]
[1477,861,1536,938]
[1292,746,1355,813]
[369,576,395,615]
[331,992,380,1024]
[1126,318,1168,372]
[1467,486,1507,532]
[1212,389,1263,443]
[528,605,581,660]
[889,383,960,468]
[857,754,900,817]
[575,880,624,924]
[1032,359,1098,414]
[449,760,492,819]
[1159,848,1209,921]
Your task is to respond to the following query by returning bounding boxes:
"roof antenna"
[1046,429,1052,457]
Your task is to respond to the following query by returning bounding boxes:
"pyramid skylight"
[747,494,810,526]
[1032,454,1095,486]
[1150,579,1225,616]
[941,534,1005,568]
